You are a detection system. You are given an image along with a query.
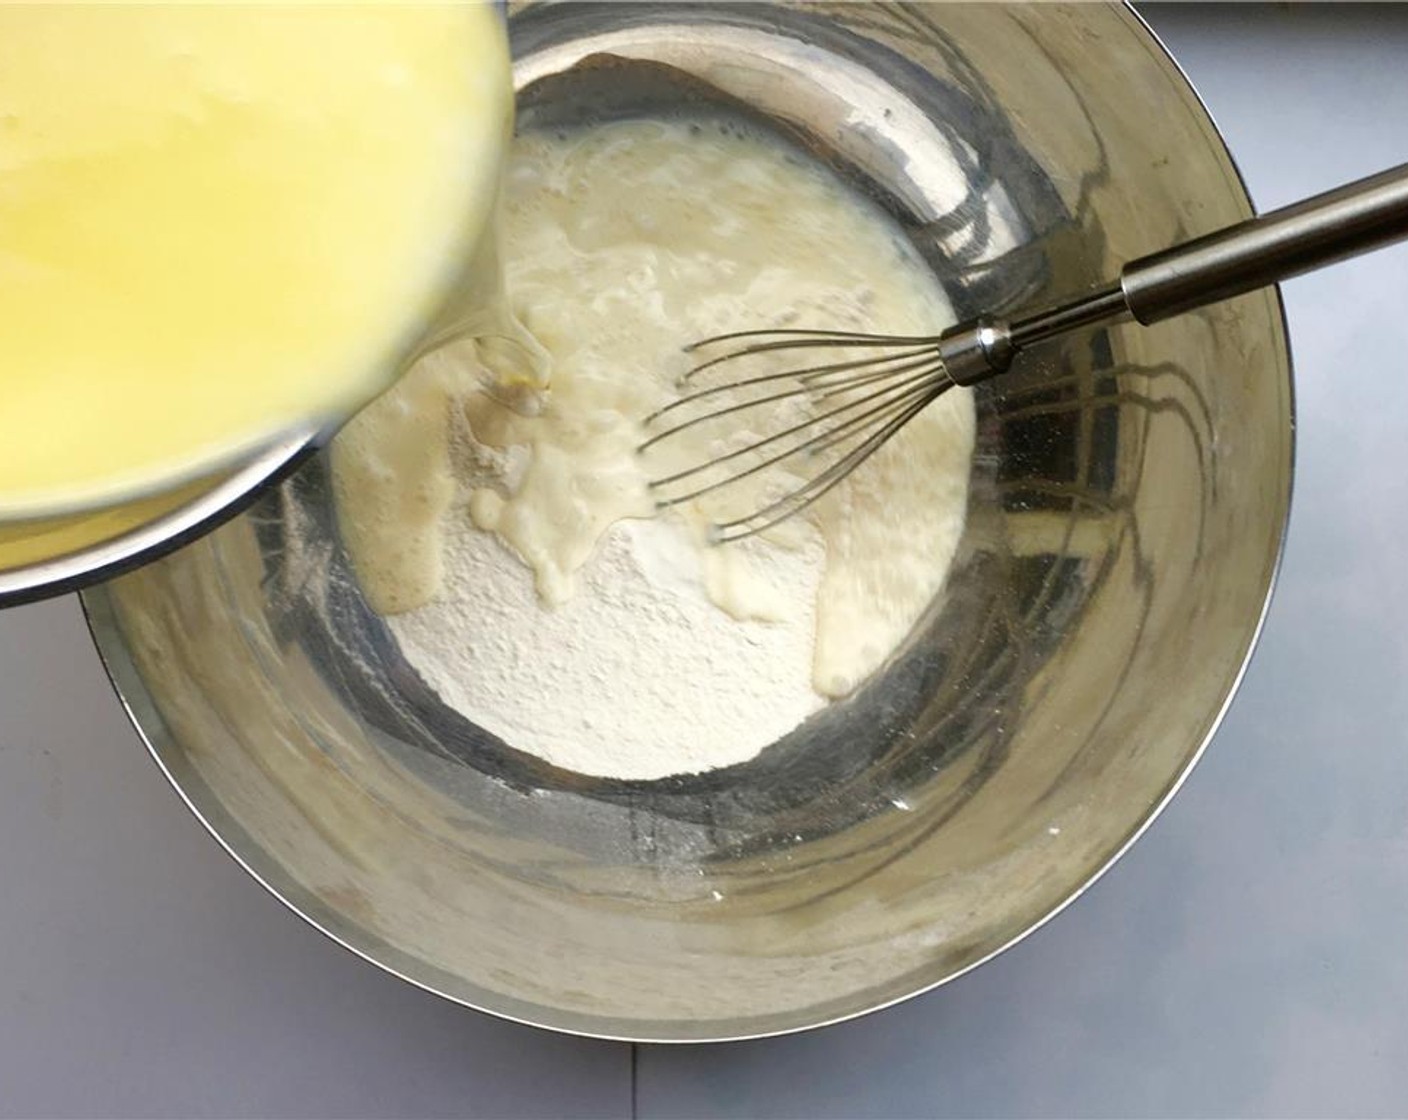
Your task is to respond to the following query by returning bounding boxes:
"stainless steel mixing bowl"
[82,3,1292,1042]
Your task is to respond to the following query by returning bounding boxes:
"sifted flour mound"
[390,516,825,780]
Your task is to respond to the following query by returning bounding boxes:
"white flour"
[389,515,826,779]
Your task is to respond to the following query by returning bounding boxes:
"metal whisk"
[641,162,1408,543]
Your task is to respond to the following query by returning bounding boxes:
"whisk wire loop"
[650,365,948,506]
[639,346,941,454]
[709,390,940,542]
[641,329,955,539]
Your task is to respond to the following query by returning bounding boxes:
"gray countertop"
[2,5,1406,1117]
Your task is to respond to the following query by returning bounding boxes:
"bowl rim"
[0,431,321,608]
[77,1,1296,1043]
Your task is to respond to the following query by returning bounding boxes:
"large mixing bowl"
[83,3,1292,1041]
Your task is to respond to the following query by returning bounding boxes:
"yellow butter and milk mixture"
[0,4,510,517]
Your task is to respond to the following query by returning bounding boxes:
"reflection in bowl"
[83,3,1291,1041]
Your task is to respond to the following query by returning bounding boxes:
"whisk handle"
[944,162,1408,387]
[1121,161,1408,324]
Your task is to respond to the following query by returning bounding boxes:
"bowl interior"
[84,2,1291,1041]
